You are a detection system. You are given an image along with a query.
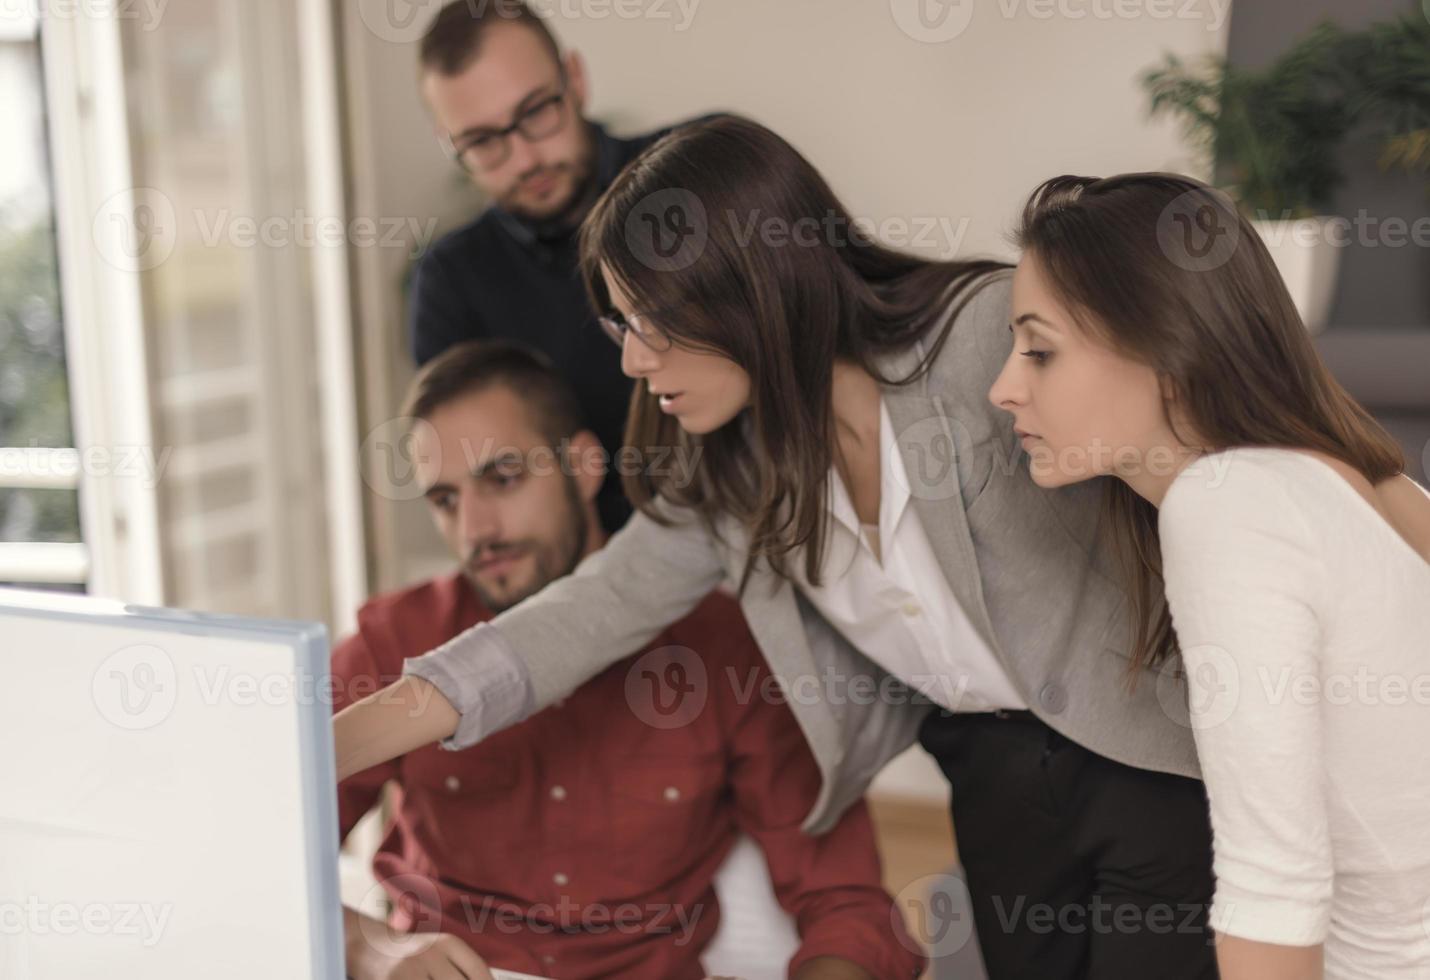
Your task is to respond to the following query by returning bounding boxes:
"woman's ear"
[1157,372,1180,403]
[1158,374,1209,450]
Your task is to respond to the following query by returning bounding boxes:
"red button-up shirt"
[333,573,923,979]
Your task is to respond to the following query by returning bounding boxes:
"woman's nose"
[620,330,661,378]
[988,358,1026,411]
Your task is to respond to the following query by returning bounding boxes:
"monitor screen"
[0,587,343,979]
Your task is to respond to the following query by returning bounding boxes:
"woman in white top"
[989,172,1430,979]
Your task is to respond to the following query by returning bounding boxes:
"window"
[0,11,85,590]
[11,1,365,632]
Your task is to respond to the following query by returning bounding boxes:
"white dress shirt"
[788,395,1026,713]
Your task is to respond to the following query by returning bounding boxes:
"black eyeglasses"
[440,81,570,172]
[596,310,674,352]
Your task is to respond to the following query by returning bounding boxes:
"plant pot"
[1250,217,1343,334]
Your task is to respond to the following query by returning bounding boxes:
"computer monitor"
[0,587,343,979]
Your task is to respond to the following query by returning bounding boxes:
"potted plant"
[1339,15,1430,183]
[1141,23,1353,332]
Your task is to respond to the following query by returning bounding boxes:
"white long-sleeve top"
[1159,446,1430,978]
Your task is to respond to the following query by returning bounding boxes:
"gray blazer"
[405,271,1200,834]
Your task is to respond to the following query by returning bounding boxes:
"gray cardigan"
[404,271,1200,833]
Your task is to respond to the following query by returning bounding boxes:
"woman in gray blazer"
[336,115,1216,980]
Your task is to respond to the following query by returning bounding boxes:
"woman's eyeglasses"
[596,310,674,352]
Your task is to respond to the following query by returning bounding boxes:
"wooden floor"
[867,794,960,980]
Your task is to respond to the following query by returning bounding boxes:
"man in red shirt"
[334,340,924,980]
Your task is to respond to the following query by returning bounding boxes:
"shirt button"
[550,785,567,801]
[444,776,461,792]
[901,601,922,617]
[664,786,681,802]
[1038,683,1068,715]
[543,955,556,967]
[553,872,569,887]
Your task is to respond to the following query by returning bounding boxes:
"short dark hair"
[419,0,561,76]
[401,340,585,446]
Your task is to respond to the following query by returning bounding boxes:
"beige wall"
[342,0,1231,602]
[342,3,485,590]
[560,0,1229,259]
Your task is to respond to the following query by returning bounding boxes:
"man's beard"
[499,128,599,228]
[463,478,588,614]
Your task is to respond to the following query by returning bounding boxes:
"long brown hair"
[1015,172,1405,673]
[577,114,1007,593]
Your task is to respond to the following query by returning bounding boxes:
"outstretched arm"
[334,675,458,782]
[333,497,727,777]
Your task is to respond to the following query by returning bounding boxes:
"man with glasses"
[412,0,717,533]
